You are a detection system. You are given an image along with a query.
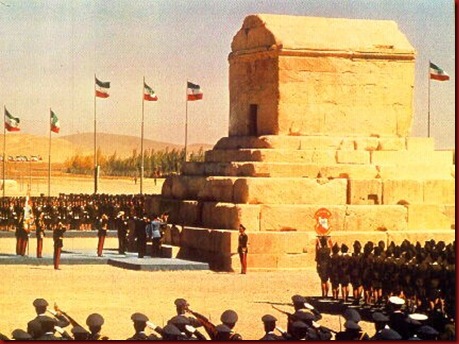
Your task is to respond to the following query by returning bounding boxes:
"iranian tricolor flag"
[187,81,203,101]
[50,110,60,133]
[430,62,450,81]
[144,82,158,101]
[95,76,110,98]
[4,108,20,132]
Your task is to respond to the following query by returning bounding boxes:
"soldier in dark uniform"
[86,313,108,340]
[220,309,242,340]
[71,325,90,340]
[161,324,183,341]
[171,298,202,329]
[237,224,248,274]
[127,312,159,340]
[259,314,286,340]
[53,221,66,270]
[35,316,61,340]
[338,244,351,303]
[350,240,363,305]
[97,214,109,257]
[27,298,70,339]
[315,235,332,298]
[168,315,207,340]
[329,243,341,301]
[334,320,369,340]
[134,215,147,258]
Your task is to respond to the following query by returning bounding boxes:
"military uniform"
[86,313,108,340]
[53,223,66,270]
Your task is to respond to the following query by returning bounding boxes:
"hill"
[0,133,213,163]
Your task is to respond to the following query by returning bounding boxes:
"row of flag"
[2,62,448,134]
[95,77,203,101]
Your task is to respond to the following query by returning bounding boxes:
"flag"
[430,62,450,81]
[144,82,158,101]
[187,81,203,101]
[4,108,20,132]
[95,76,110,98]
[50,110,60,133]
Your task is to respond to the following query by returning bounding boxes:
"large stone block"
[169,175,207,199]
[233,177,347,205]
[259,204,346,232]
[383,179,424,204]
[377,137,406,151]
[343,205,408,231]
[348,179,383,205]
[318,165,379,179]
[423,179,455,204]
[405,137,434,151]
[377,165,454,180]
[336,150,370,164]
[371,150,453,166]
[201,202,260,230]
[197,177,238,202]
[406,204,454,230]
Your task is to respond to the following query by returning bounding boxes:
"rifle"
[253,301,294,307]
[186,308,217,340]
[48,302,84,329]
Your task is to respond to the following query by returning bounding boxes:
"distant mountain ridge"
[0,133,213,163]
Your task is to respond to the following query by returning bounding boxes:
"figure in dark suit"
[97,214,109,257]
[53,222,66,270]
[237,224,248,274]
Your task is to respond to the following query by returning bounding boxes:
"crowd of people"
[0,293,455,341]
[3,193,172,268]
[315,236,455,340]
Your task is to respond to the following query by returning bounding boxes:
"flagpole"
[427,60,431,138]
[94,73,98,194]
[184,81,188,163]
[48,108,52,197]
[2,106,5,198]
[140,76,145,195]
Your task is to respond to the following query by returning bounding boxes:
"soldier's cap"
[371,312,389,323]
[291,294,306,304]
[343,308,361,323]
[294,310,316,322]
[174,298,189,308]
[33,298,48,308]
[344,320,361,331]
[162,324,182,337]
[261,314,277,323]
[215,324,232,334]
[11,329,32,340]
[405,316,421,326]
[379,328,402,340]
[169,315,190,326]
[291,320,308,329]
[388,296,405,305]
[71,326,90,335]
[131,312,149,323]
[86,313,104,327]
[341,244,349,253]
[409,313,428,321]
[220,309,238,324]
[417,325,439,336]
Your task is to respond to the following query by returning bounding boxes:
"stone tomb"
[149,14,455,271]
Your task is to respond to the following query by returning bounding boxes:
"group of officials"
[1,293,455,340]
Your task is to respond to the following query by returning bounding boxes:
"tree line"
[64,147,205,177]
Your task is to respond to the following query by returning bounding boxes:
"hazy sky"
[0,0,455,148]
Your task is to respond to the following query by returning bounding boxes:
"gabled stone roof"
[231,14,415,56]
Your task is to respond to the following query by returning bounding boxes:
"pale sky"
[0,0,455,149]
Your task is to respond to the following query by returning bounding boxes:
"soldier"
[134,215,147,258]
[329,243,341,301]
[11,329,32,340]
[315,235,332,298]
[35,212,45,258]
[86,313,108,340]
[350,240,363,305]
[53,221,66,270]
[127,312,160,340]
[334,320,369,340]
[237,224,248,274]
[220,309,242,340]
[161,324,183,341]
[172,298,202,329]
[35,316,61,340]
[27,298,70,338]
[97,213,109,257]
[338,244,351,303]
[168,315,207,340]
[259,314,286,340]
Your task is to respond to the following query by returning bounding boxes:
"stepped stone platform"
[148,14,455,271]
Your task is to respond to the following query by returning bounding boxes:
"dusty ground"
[0,175,375,339]
[0,236,375,340]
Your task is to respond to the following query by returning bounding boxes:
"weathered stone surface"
[423,179,455,204]
[406,204,453,230]
[371,150,453,166]
[198,177,238,202]
[343,205,408,231]
[405,137,435,151]
[201,202,260,230]
[348,179,383,205]
[383,179,424,205]
[336,150,370,164]
[377,137,406,151]
[377,165,454,180]
[233,177,347,204]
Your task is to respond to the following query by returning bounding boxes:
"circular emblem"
[314,208,332,236]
